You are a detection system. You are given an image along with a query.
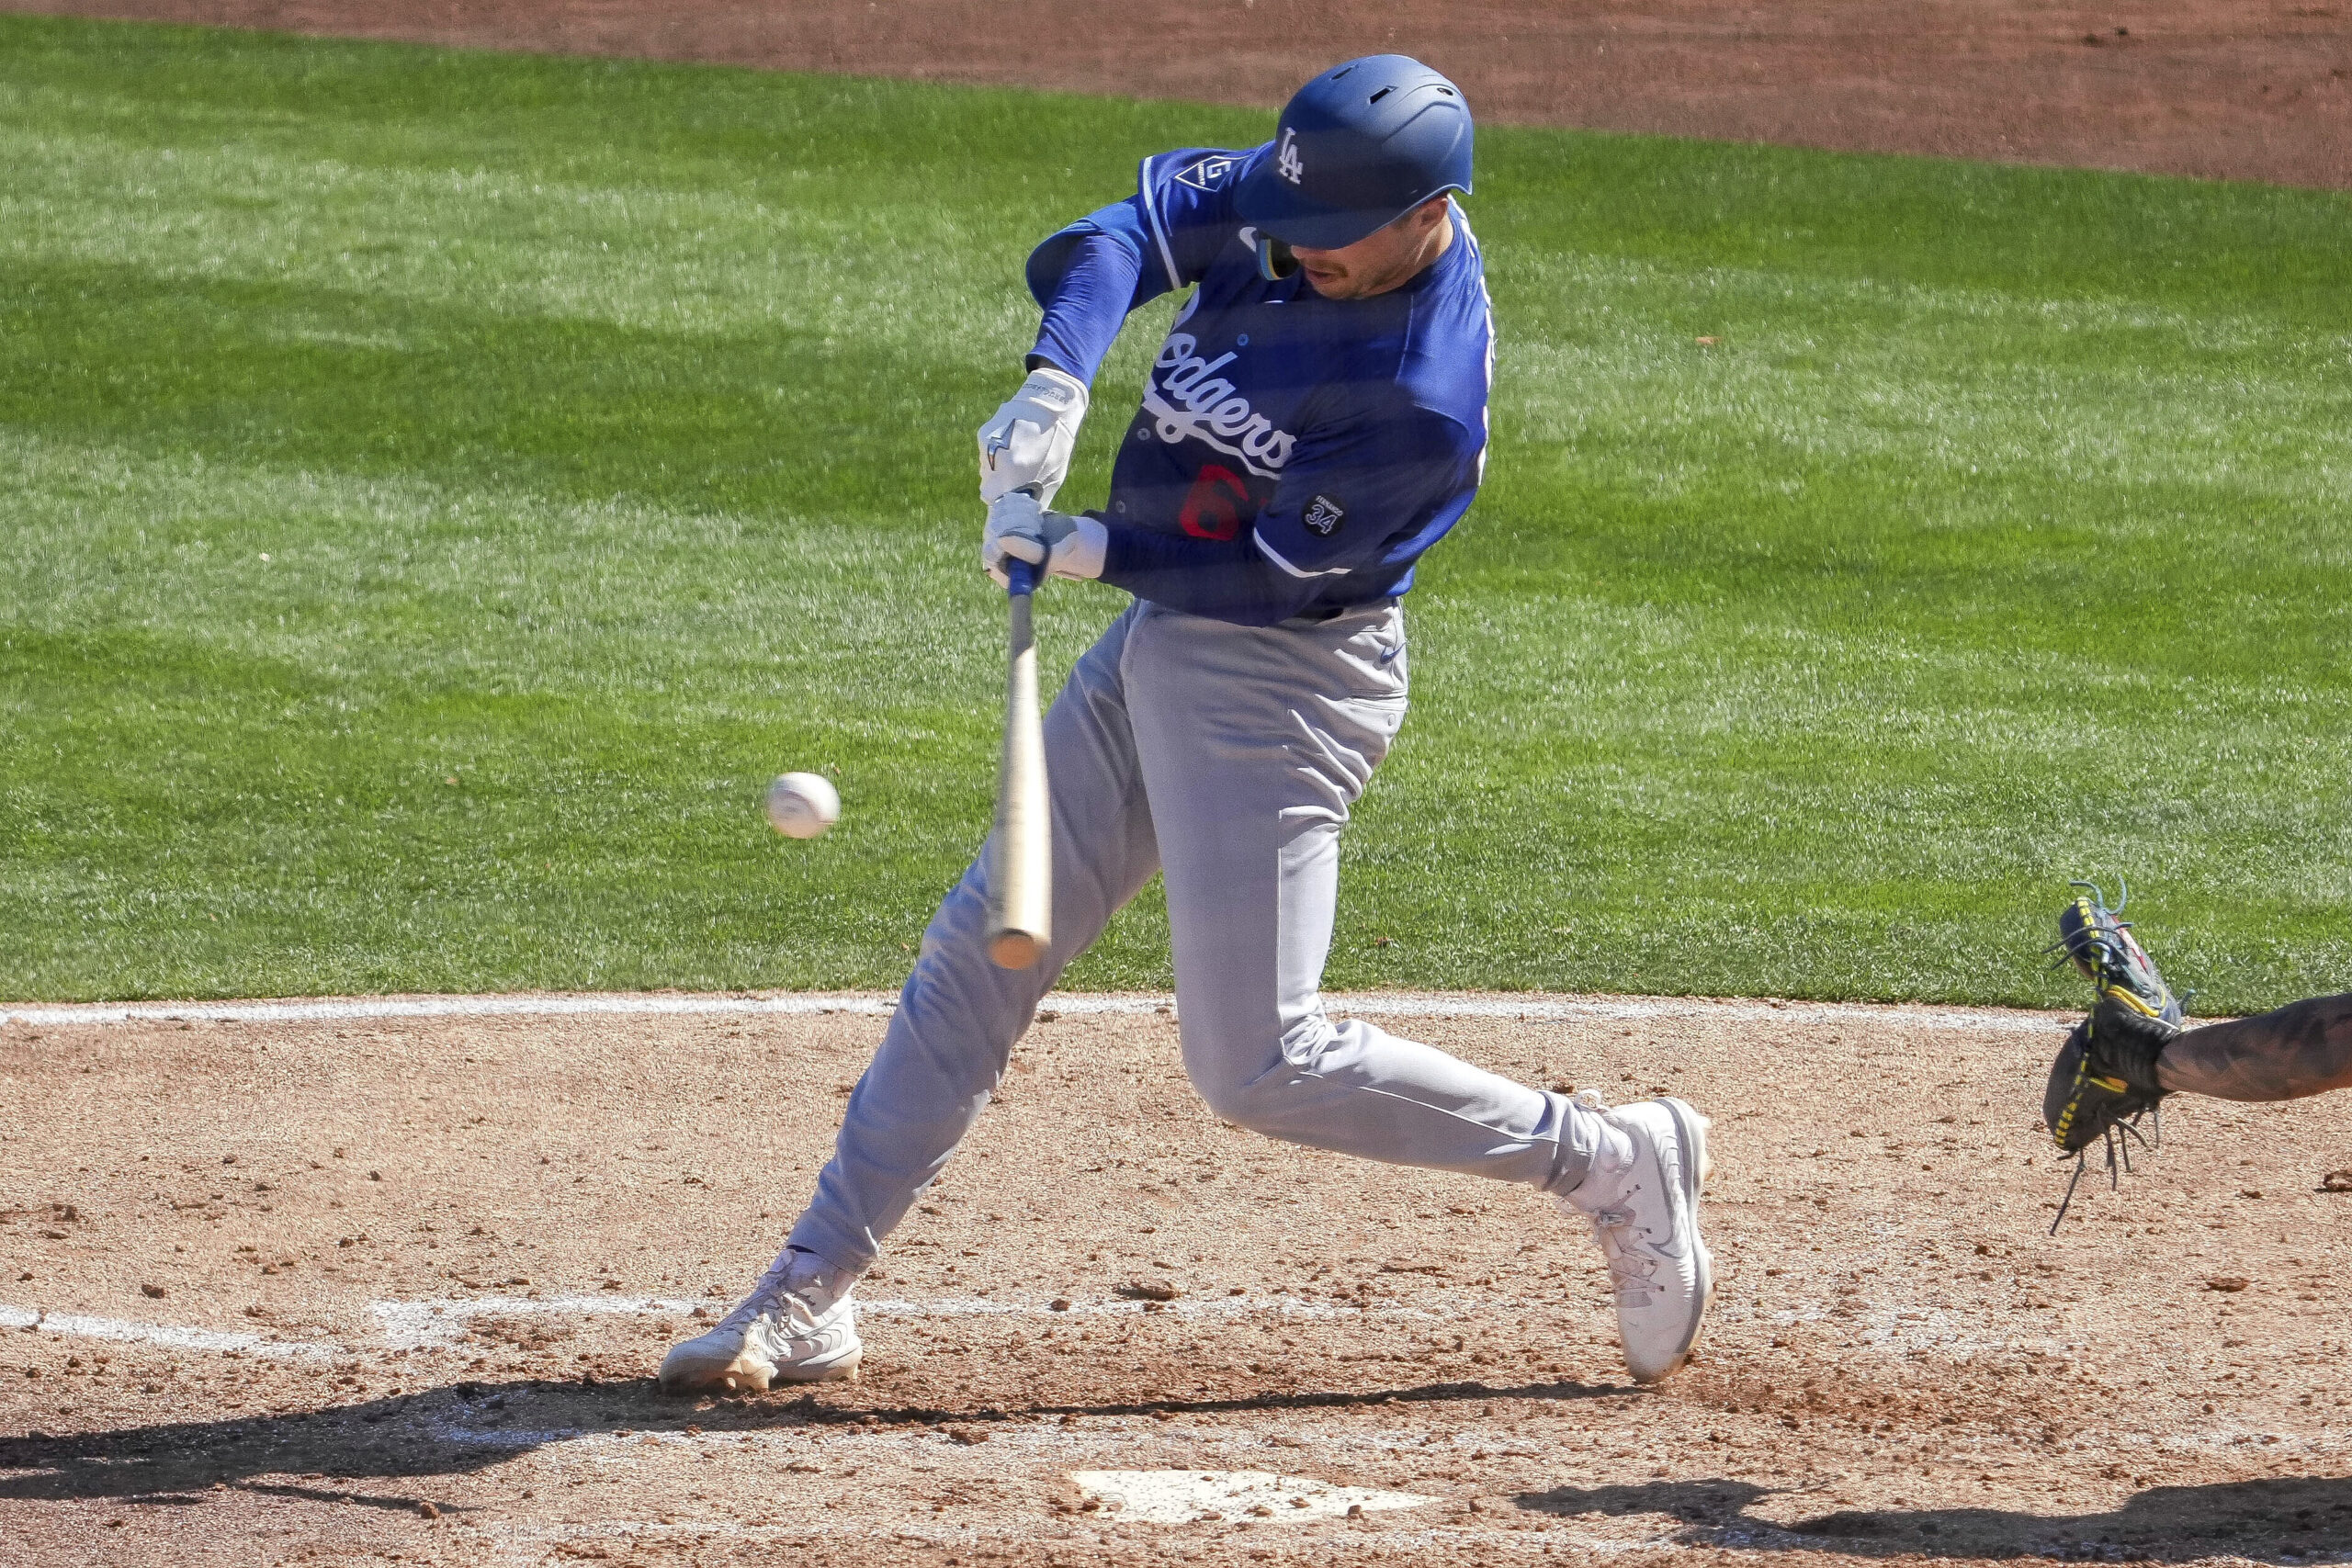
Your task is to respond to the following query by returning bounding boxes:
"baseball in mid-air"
[764,772,840,840]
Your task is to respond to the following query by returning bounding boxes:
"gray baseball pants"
[789,598,1603,1275]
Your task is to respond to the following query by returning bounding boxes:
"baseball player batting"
[662,56,1713,1395]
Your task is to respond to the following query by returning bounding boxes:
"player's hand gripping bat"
[985,554,1051,968]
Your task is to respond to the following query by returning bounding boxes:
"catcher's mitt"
[2041,881,2185,1228]
[2042,1004,2176,1156]
[2052,881,2182,1027]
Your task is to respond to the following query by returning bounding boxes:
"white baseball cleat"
[1557,1095,1713,1384]
[658,1247,862,1394]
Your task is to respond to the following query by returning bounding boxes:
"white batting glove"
[981,491,1106,587]
[981,490,1049,588]
[978,366,1088,508]
[1045,513,1105,581]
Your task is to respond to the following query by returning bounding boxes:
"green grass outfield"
[4,16,2349,1009]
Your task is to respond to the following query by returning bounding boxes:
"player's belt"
[1291,596,1397,626]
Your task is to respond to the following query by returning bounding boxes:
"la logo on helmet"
[1274,128,1304,185]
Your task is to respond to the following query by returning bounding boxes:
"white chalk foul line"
[373,1292,1451,1350]
[0,992,902,1028]
[0,989,2068,1034]
[0,1290,1468,1363]
[0,1303,336,1360]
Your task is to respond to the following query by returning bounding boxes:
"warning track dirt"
[11,0,2347,189]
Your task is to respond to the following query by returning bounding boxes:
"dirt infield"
[8,0,2349,188]
[3,991,2348,1565]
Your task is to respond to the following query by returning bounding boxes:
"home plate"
[1069,1470,1432,1526]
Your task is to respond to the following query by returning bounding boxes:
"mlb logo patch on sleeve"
[1302,495,1347,536]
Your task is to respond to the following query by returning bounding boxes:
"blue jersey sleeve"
[1249,394,1486,582]
[1095,525,1319,626]
[1021,148,1264,382]
[1129,147,1260,294]
[1025,231,1142,384]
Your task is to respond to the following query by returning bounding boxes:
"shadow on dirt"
[0,1371,1617,1505]
[15,1375,2341,1563]
[1516,1476,2352,1564]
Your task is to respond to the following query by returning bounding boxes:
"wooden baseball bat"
[985,555,1051,968]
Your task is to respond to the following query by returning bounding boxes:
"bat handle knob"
[1004,558,1040,598]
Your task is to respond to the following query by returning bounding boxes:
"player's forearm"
[1026,231,1145,385]
[1097,523,1322,626]
[2156,992,2352,1101]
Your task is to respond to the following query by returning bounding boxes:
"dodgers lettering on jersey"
[1031,143,1494,609]
[1142,305,1297,480]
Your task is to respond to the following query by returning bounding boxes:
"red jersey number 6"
[1177,463,1250,542]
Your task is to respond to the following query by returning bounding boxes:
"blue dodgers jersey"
[1048,145,1494,604]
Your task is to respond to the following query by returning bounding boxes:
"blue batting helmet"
[1233,55,1475,255]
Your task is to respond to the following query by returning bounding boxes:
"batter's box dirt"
[466,1316,577,1354]
[1,994,2347,1565]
